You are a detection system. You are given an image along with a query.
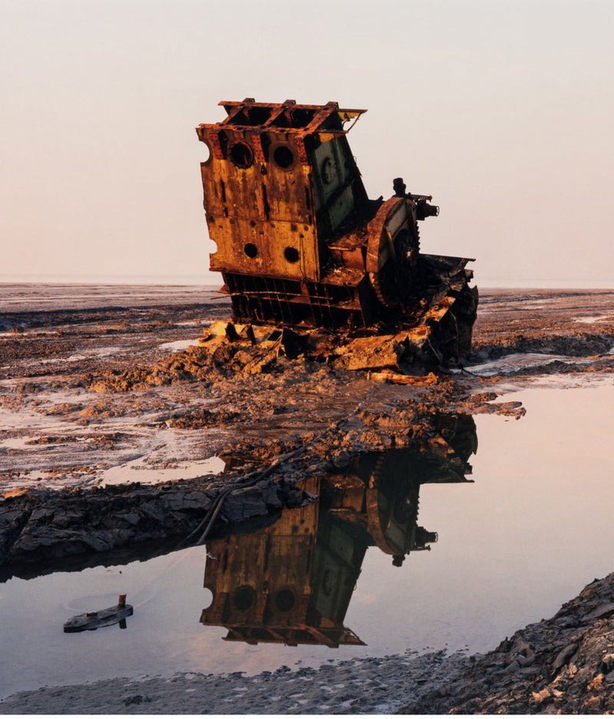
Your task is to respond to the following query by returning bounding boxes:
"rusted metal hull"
[197,99,477,367]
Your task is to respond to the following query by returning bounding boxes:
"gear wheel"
[366,197,421,310]
[369,270,398,308]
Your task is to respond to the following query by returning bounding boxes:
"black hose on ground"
[181,389,377,548]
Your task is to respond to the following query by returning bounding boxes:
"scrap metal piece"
[196,99,478,366]
[63,594,133,633]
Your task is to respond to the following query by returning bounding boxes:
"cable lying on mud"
[181,390,378,548]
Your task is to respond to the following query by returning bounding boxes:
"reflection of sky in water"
[468,352,596,376]
[101,455,225,486]
[158,339,200,351]
[2,378,614,698]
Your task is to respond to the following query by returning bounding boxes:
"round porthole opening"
[273,145,295,170]
[275,589,295,612]
[232,585,256,611]
[244,243,258,258]
[202,588,214,610]
[229,141,254,169]
[284,246,300,264]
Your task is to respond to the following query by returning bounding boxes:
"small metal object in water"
[63,594,133,633]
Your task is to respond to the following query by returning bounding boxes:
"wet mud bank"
[0,403,483,579]
[403,570,614,714]
[0,475,312,580]
[473,289,614,358]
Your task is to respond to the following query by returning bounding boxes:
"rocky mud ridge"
[403,570,614,714]
[0,474,314,579]
[1,284,531,575]
[0,347,523,578]
[0,367,510,577]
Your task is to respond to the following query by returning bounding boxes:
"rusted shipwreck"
[196,99,477,369]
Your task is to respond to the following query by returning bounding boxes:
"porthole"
[229,141,254,169]
[232,585,256,611]
[244,243,258,258]
[275,589,295,612]
[284,246,300,264]
[202,588,214,610]
[272,144,295,170]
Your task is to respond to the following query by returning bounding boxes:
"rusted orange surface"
[196,99,478,366]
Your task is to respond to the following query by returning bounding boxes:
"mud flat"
[0,648,468,714]
[0,284,525,571]
[1,283,614,713]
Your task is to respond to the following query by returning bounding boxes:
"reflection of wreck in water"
[200,415,477,648]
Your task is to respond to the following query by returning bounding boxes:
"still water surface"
[1,378,613,698]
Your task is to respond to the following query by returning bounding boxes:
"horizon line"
[1,276,614,291]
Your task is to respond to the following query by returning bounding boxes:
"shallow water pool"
[1,377,613,698]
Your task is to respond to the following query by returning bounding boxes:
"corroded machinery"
[197,99,477,365]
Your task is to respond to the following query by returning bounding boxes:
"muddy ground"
[3,285,612,502]
[0,283,535,573]
[1,283,614,713]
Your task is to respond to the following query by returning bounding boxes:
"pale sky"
[2,0,613,287]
